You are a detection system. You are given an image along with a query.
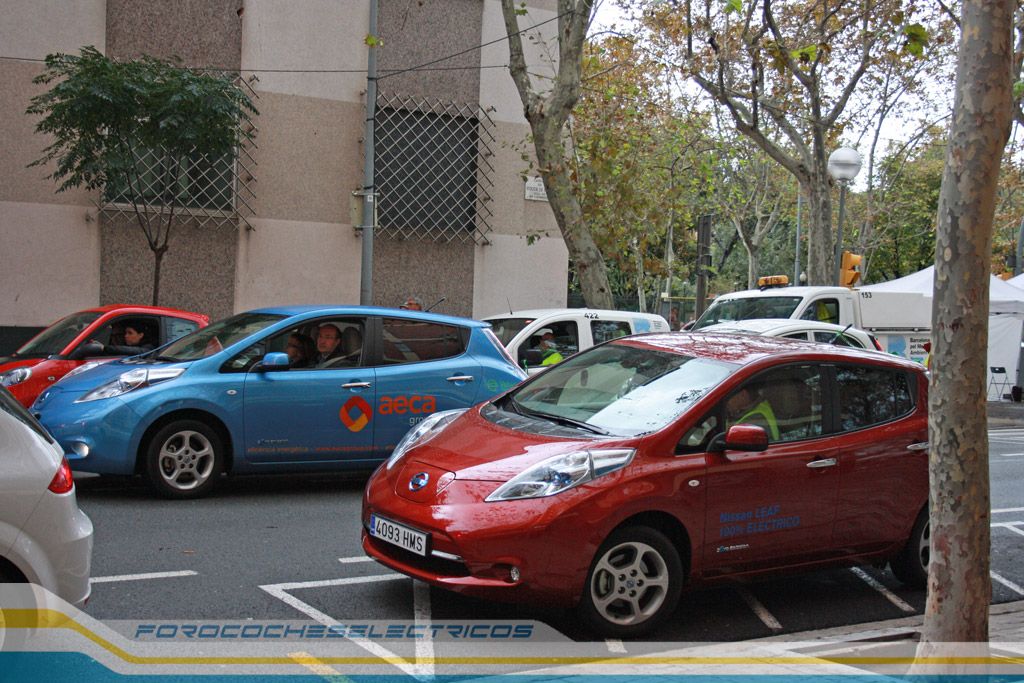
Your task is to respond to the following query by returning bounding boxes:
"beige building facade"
[0,0,568,347]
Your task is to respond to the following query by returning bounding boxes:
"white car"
[698,319,882,351]
[0,386,93,612]
[483,308,670,374]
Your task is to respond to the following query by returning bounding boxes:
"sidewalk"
[988,400,1024,428]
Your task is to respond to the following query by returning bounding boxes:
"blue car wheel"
[145,419,224,499]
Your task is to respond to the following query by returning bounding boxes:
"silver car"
[0,386,93,617]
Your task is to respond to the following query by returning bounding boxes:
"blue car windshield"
[16,311,102,358]
[154,313,286,362]
[506,344,736,437]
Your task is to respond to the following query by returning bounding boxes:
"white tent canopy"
[864,264,1024,401]
[861,265,1024,315]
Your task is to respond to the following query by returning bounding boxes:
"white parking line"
[412,581,434,676]
[338,556,375,564]
[736,587,782,630]
[260,576,426,680]
[991,571,1024,598]
[992,522,1024,538]
[849,567,916,613]
[997,453,1024,457]
[90,570,198,584]
[993,508,1024,514]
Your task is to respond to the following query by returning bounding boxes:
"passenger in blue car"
[314,324,344,366]
[286,333,315,369]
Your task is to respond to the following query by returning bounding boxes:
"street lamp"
[827,146,862,286]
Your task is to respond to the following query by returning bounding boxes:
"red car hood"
[0,358,43,372]
[405,405,634,481]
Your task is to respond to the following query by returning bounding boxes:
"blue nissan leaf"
[32,306,526,499]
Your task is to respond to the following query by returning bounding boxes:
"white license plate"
[370,514,429,556]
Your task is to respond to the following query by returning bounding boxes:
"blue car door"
[370,316,481,457]
[241,318,377,465]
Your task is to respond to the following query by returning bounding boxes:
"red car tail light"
[48,456,75,494]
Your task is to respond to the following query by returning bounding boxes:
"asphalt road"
[74,428,1024,643]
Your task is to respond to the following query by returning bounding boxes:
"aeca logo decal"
[340,396,373,433]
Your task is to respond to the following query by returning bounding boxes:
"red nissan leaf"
[363,333,930,638]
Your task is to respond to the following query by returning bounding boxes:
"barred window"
[104,149,234,212]
[374,96,494,244]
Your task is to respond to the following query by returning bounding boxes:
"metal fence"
[374,94,494,244]
[98,75,258,230]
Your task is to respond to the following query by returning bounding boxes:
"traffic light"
[840,251,862,287]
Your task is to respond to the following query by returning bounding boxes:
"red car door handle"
[906,442,929,451]
[806,457,837,469]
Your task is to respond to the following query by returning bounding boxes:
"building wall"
[1,0,568,331]
[0,0,105,329]
[235,0,366,314]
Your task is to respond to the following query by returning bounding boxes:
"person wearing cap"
[535,328,563,366]
[400,296,423,311]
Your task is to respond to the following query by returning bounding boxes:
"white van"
[483,308,670,374]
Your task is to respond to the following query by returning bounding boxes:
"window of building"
[374,95,494,244]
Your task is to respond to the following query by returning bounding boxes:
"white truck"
[691,278,1024,400]
[691,283,931,362]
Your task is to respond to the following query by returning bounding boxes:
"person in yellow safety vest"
[726,386,780,441]
[536,328,564,366]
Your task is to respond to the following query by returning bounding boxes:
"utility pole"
[358,0,380,306]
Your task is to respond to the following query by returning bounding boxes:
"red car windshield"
[15,311,102,358]
[506,344,736,437]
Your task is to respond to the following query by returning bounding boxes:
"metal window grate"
[98,75,258,230]
[373,94,494,244]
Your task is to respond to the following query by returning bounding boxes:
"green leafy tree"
[27,46,257,305]
[634,0,931,285]
[572,36,709,310]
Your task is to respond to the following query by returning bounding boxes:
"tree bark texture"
[916,0,1013,661]
[500,0,614,310]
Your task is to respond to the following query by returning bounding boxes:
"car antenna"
[829,323,854,345]
[425,297,446,312]
[506,297,513,316]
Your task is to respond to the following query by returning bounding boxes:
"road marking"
[849,567,916,613]
[735,587,782,631]
[992,522,1024,538]
[990,571,1024,598]
[605,639,627,653]
[993,507,1024,514]
[262,574,404,591]
[412,581,434,675]
[338,556,375,564]
[997,452,1024,457]
[260,577,426,680]
[90,570,198,584]
[288,651,352,682]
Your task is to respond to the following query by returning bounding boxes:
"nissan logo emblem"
[409,472,430,492]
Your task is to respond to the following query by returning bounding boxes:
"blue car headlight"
[76,367,185,403]
[485,448,636,502]
[0,367,32,387]
[386,409,467,470]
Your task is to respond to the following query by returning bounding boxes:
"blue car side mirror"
[252,352,290,373]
